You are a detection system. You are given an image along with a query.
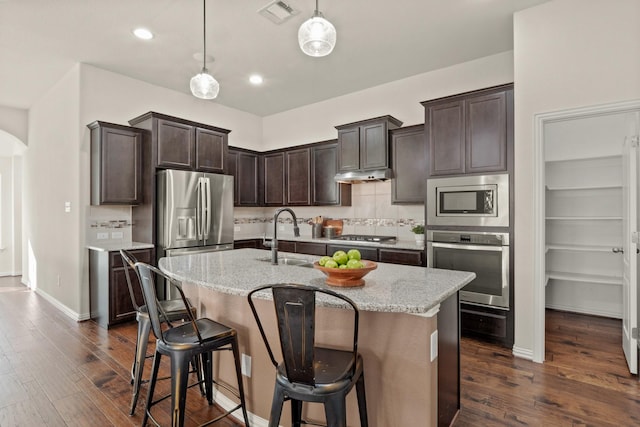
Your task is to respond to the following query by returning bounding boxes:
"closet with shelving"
[544,112,637,318]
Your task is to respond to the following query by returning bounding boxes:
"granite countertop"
[159,248,474,315]
[237,234,425,250]
[86,241,154,252]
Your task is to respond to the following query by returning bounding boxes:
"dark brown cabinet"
[326,244,379,262]
[285,148,311,205]
[379,248,424,266]
[391,125,426,204]
[336,116,402,172]
[195,127,227,172]
[422,84,513,177]
[89,248,153,329]
[263,152,285,206]
[88,121,143,205]
[312,141,351,206]
[129,112,230,173]
[228,148,261,206]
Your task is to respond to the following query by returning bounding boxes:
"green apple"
[347,259,363,269]
[318,256,331,266]
[339,264,348,269]
[332,250,349,266]
[347,249,361,261]
[324,259,339,269]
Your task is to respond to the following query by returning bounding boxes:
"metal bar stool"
[135,261,251,427]
[119,249,201,415]
[248,283,368,427]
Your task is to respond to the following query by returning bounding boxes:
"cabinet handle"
[612,247,624,253]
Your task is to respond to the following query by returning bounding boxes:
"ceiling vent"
[258,0,299,24]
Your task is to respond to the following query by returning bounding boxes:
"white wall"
[26,65,82,315]
[0,106,28,144]
[263,51,515,150]
[513,0,640,358]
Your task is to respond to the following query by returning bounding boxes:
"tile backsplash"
[234,181,424,240]
[86,181,425,245]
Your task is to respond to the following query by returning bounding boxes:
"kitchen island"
[159,248,475,427]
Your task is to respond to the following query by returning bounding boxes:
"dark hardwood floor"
[0,276,242,427]
[456,310,640,426]
[1,276,639,426]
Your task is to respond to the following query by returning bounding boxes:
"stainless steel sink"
[256,257,314,268]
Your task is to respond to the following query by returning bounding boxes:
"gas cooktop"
[332,234,397,243]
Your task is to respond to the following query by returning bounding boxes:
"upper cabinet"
[391,125,426,204]
[422,84,513,177]
[263,152,286,206]
[285,148,311,206]
[312,141,351,206]
[336,115,403,172]
[129,112,230,173]
[227,148,261,207]
[88,121,144,205]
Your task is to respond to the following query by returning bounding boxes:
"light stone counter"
[86,241,154,252]
[158,248,474,427]
[158,248,474,315]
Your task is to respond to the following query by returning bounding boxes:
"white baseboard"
[0,271,21,277]
[212,387,270,427]
[545,303,622,319]
[34,288,83,322]
[512,346,535,361]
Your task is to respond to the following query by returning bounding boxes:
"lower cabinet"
[460,303,512,346]
[89,248,153,329]
[379,248,425,266]
[326,244,379,262]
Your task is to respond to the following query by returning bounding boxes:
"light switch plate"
[241,353,252,377]
[97,232,108,240]
[111,231,124,239]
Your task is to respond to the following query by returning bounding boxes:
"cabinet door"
[312,142,351,206]
[360,122,388,170]
[391,126,426,204]
[226,150,240,205]
[157,119,194,169]
[285,148,311,206]
[378,248,424,266]
[91,124,142,205]
[337,127,361,172]
[195,127,227,173]
[264,152,285,206]
[465,91,507,173]
[110,268,139,323]
[427,100,465,176]
[238,152,260,206]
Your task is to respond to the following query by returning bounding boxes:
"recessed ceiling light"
[249,74,264,85]
[133,28,154,40]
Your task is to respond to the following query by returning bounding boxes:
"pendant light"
[298,0,336,57]
[190,0,220,99]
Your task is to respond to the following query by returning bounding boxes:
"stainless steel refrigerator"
[157,169,234,258]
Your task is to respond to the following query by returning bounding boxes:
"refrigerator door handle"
[204,177,212,238]
[197,177,205,240]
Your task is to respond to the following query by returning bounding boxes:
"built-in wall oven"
[427,230,509,309]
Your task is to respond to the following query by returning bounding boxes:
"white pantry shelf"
[546,243,617,253]
[546,271,622,286]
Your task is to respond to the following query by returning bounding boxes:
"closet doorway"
[538,101,640,373]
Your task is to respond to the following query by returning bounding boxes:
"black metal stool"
[135,262,250,427]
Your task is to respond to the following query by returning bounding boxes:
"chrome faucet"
[265,207,300,265]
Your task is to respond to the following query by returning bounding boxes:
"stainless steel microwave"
[426,174,509,227]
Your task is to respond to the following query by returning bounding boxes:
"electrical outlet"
[97,232,109,240]
[430,330,438,362]
[64,201,71,213]
[234,225,241,232]
[111,231,124,239]
[241,354,252,377]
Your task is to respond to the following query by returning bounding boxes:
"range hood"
[334,168,393,183]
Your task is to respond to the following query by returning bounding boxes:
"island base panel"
[183,283,440,427]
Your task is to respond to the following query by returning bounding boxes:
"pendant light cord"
[202,0,207,70]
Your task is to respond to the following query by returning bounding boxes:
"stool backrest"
[248,283,360,386]
[120,249,143,311]
[134,262,201,342]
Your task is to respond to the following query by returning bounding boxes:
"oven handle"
[428,242,506,252]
